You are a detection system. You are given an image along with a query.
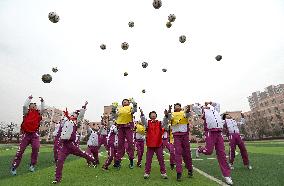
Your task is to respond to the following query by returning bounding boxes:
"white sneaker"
[161,173,168,179]
[29,165,35,172]
[144,173,150,179]
[229,163,234,170]
[195,149,200,158]
[10,168,17,176]
[224,177,233,185]
[247,165,252,170]
[52,180,58,184]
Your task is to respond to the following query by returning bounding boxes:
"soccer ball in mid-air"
[128,21,134,28]
[162,68,167,72]
[42,74,52,83]
[153,0,162,9]
[215,55,222,61]
[166,22,172,28]
[48,12,60,23]
[168,14,176,22]
[124,72,129,76]
[121,42,129,50]
[142,89,146,93]
[100,44,106,50]
[179,35,186,43]
[52,67,58,73]
[142,62,148,68]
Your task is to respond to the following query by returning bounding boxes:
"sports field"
[0,140,283,186]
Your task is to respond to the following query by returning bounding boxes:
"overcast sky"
[0,0,284,123]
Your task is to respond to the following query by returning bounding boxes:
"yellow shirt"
[136,123,146,135]
[171,111,188,125]
[116,106,133,124]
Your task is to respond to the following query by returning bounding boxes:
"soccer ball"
[179,35,186,43]
[168,14,176,22]
[100,44,106,50]
[142,62,148,68]
[162,68,167,72]
[52,67,58,73]
[142,89,146,93]
[166,22,172,28]
[48,12,60,23]
[128,21,134,28]
[42,74,52,83]
[215,55,222,61]
[124,72,128,76]
[121,42,129,50]
[153,0,162,9]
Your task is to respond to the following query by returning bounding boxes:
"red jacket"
[146,120,163,147]
[21,109,42,133]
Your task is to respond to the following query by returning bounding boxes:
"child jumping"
[140,108,168,179]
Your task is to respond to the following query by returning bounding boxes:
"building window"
[268,109,271,113]
[280,100,284,104]
[272,99,276,104]
[274,107,279,111]
[282,109,284,113]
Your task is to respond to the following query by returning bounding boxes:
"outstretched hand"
[39,97,44,102]
[168,105,172,113]
[164,109,168,116]
[139,107,144,115]
[28,95,33,99]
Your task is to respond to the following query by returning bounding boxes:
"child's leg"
[144,147,155,174]
[11,133,31,168]
[104,145,114,168]
[181,134,193,171]
[169,143,175,165]
[136,140,143,164]
[54,145,69,182]
[93,146,99,164]
[215,133,231,177]
[237,136,249,166]
[53,137,60,162]
[86,146,92,164]
[198,131,215,155]
[69,142,95,163]
[30,133,40,166]
[117,127,126,162]
[174,135,183,174]
[229,135,237,165]
[103,135,109,151]
[155,146,166,174]
[125,127,134,160]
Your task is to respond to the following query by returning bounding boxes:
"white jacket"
[203,103,223,130]
[87,128,99,146]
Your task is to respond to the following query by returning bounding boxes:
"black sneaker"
[137,163,142,168]
[177,173,182,182]
[188,170,193,177]
[114,160,121,169]
[102,165,109,171]
[170,164,175,170]
[129,159,134,169]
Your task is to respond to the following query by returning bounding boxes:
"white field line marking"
[207,158,216,160]
[163,151,228,186]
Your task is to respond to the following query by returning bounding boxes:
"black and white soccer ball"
[179,35,186,43]
[48,12,60,23]
[52,67,58,73]
[153,0,162,9]
[162,68,167,72]
[42,74,52,83]
[142,62,148,68]
[121,42,129,50]
[168,14,176,22]
[124,72,129,76]
[128,21,134,28]
[215,55,222,61]
[100,44,106,50]
[166,22,172,28]
[142,89,146,93]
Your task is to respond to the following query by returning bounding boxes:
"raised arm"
[132,100,138,114]
[139,108,148,127]
[184,105,191,118]
[23,95,32,116]
[39,97,45,115]
[77,101,88,122]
